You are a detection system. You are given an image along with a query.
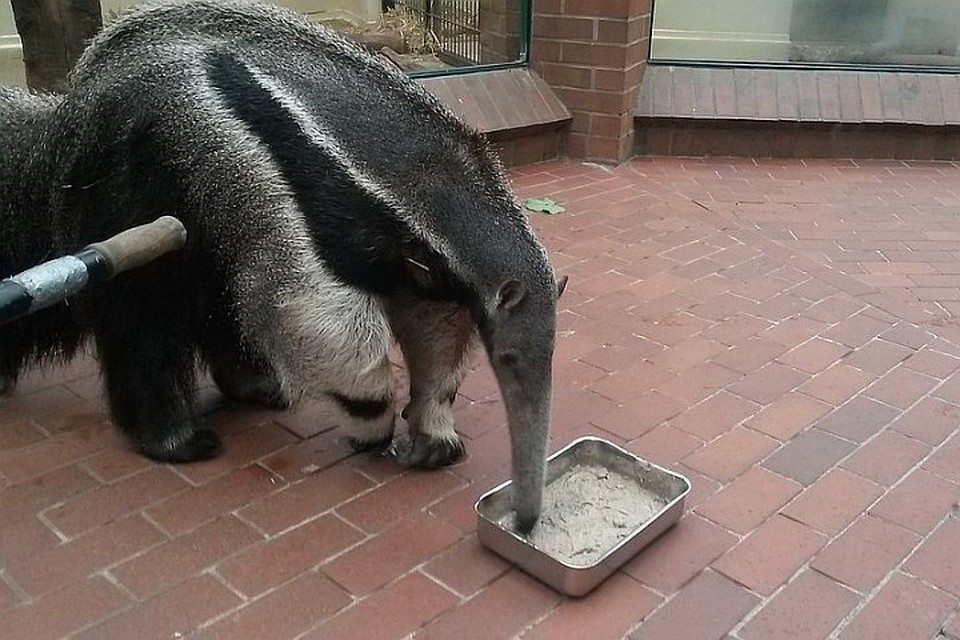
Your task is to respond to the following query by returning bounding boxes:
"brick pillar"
[531,0,651,163]
[479,0,521,64]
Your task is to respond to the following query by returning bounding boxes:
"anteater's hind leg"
[91,288,220,462]
[387,293,475,467]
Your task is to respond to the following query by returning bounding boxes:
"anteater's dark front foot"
[349,433,394,455]
[136,425,222,463]
[404,432,465,468]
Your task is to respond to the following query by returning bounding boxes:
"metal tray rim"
[474,435,692,571]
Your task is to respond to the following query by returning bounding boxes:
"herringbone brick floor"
[3,157,960,639]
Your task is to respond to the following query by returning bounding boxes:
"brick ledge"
[635,118,960,160]
[635,65,960,159]
[417,68,571,137]
[637,65,960,126]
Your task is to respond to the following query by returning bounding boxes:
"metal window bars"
[384,0,531,76]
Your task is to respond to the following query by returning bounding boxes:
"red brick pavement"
[3,157,960,638]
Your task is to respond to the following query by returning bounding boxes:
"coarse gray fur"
[0,0,561,530]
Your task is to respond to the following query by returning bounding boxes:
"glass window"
[284,0,529,75]
[0,2,26,86]
[650,0,960,70]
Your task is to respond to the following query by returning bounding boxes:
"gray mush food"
[501,463,668,566]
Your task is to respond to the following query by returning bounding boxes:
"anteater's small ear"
[497,279,526,311]
[556,275,569,299]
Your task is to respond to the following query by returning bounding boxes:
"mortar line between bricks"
[0,444,43,489]
[577,161,617,174]
[165,462,204,488]
[193,545,269,596]
[205,566,252,607]
[287,613,352,640]
[232,471,386,539]
[516,598,562,638]
[775,333,855,369]
[680,267,874,357]
[685,300,763,329]
[312,511,372,566]
[779,413,960,637]
[96,526,170,584]
[231,508,274,538]
[54,572,138,639]
[942,611,960,639]
[664,188,948,320]
[631,576,671,602]
[307,561,493,638]
[704,367,960,636]
[785,375,930,445]
[291,566,460,639]
[77,458,140,485]
[189,567,288,633]
[290,609,355,640]
[1,567,31,607]
[776,382,960,524]
[731,339,959,458]
[12,511,172,602]
[897,563,960,617]
[14,405,154,474]
[140,508,177,540]
[127,512,367,622]
[827,513,959,639]
[35,506,71,543]
[692,466,801,535]
[933,301,953,319]
[657,238,730,265]
[758,359,960,478]
[416,567,471,603]
[423,565,509,611]
[622,567,727,638]
[924,323,960,353]
[668,484,816,637]
[728,562,860,638]
[97,568,139,603]
[659,387,757,444]
[349,463,394,487]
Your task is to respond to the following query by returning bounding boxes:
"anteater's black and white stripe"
[0,0,561,529]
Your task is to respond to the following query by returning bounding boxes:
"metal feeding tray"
[475,436,691,597]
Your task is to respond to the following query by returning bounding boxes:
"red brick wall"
[531,0,652,163]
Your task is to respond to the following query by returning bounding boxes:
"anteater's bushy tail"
[0,87,88,385]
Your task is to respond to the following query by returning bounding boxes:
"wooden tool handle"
[87,216,187,278]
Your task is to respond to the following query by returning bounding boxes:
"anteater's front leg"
[387,293,476,467]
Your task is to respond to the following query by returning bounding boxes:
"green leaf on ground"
[524,196,566,215]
